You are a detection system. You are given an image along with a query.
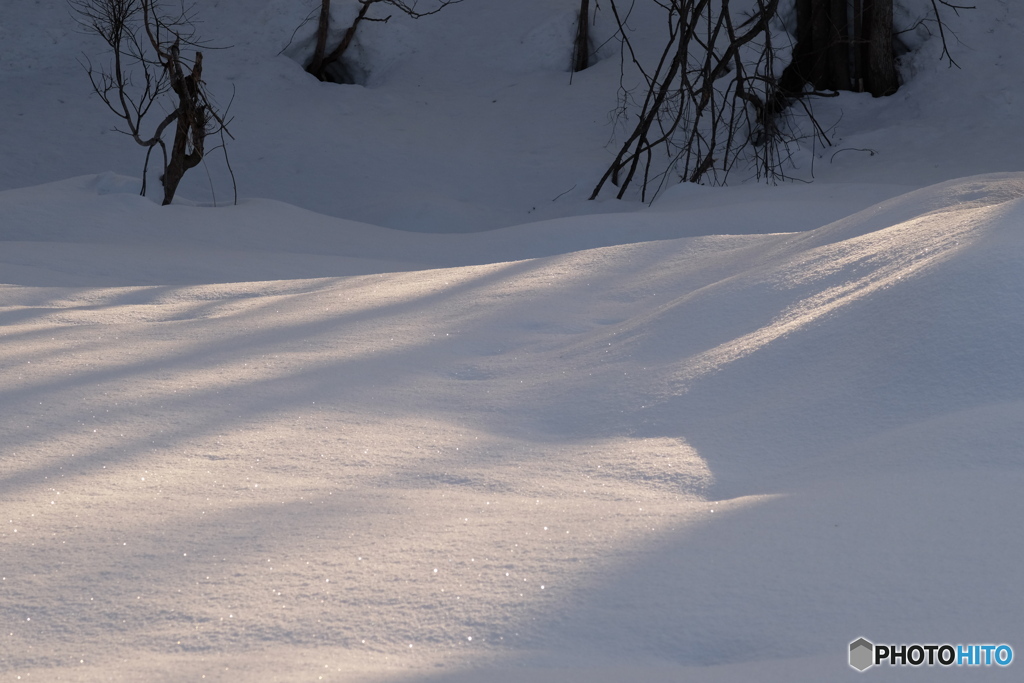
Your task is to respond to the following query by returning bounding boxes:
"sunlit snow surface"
[3,172,1023,681]
[2,0,1024,681]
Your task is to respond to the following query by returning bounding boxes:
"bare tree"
[305,0,464,83]
[591,0,972,201]
[591,0,818,201]
[69,0,234,205]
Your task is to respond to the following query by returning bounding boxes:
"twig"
[552,184,577,201]
[830,147,877,163]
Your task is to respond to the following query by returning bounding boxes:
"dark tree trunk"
[779,0,814,94]
[792,0,849,90]
[782,0,896,99]
[573,0,590,72]
[162,49,206,205]
[862,0,898,96]
[808,0,829,85]
[851,0,864,90]
[307,0,332,78]
[825,0,851,91]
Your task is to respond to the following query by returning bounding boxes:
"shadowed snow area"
[2,0,1024,680]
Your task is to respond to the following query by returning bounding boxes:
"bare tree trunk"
[851,0,864,90]
[162,48,207,205]
[572,0,590,72]
[862,0,898,96]
[786,0,894,96]
[792,0,850,90]
[826,0,850,91]
[307,0,332,78]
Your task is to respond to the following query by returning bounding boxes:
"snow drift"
[3,172,1023,681]
[3,0,1024,679]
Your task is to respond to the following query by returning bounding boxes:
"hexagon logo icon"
[850,637,874,672]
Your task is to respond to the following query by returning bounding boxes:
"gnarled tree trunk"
[161,47,207,205]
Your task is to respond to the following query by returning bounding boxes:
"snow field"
[2,0,1024,680]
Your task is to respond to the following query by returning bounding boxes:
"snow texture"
[1,0,1023,681]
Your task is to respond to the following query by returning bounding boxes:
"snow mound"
[595,173,1024,494]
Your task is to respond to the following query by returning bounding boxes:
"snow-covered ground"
[2,1,1023,681]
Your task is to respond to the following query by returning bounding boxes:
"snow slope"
[2,0,1024,681]
[4,171,1024,681]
